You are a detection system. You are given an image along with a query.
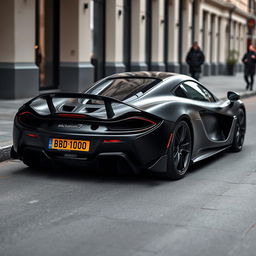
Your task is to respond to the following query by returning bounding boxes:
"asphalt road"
[1,97,256,256]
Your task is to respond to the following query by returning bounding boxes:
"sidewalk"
[0,98,28,161]
[200,73,256,99]
[0,73,255,162]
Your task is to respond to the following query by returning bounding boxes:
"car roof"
[105,71,195,92]
[107,71,181,80]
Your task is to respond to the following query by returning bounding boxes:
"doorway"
[123,0,131,72]
[93,0,106,81]
[178,0,184,73]
[35,0,59,90]
[145,0,152,70]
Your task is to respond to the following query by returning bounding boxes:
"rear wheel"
[165,121,192,180]
[230,108,246,152]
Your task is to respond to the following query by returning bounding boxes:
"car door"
[174,80,234,143]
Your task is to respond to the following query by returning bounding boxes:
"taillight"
[107,116,158,131]
[103,139,123,143]
[18,111,41,128]
[129,117,156,125]
[57,113,86,119]
[166,133,173,149]
[27,133,40,138]
[19,111,32,116]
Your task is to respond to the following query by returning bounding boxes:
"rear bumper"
[13,119,174,172]
[13,146,140,173]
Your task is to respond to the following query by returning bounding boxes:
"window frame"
[85,77,161,101]
[172,80,218,103]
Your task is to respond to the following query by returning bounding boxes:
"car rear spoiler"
[23,92,145,119]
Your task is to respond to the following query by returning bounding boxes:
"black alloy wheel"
[231,108,246,152]
[165,121,192,180]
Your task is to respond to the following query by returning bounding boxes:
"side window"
[200,86,216,102]
[181,81,215,102]
[174,85,188,98]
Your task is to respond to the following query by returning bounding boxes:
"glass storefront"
[35,0,59,90]
[93,0,106,81]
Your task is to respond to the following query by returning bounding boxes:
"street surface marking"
[28,200,39,204]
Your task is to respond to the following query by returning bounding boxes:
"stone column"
[237,23,242,72]
[0,0,38,99]
[211,14,219,75]
[194,0,203,47]
[236,22,239,54]
[240,25,245,56]
[130,0,147,71]
[236,23,239,52]
[234,22,237,52]
[244,25,248,52]
[240,24,247,71]
[217,16,221,72]
[230,20,235,51]
[219,17,228,74]
[203,11,211,76]
[180,0,192,74]
[237,24,241,59]
[60,0,94,92]
[233,22,239,72]
[105,0,125,75]
[167,0,179,72]
[151,0,165,71]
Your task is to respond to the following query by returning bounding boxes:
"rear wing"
[23,92,145,119]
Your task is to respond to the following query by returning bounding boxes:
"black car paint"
[12,72,245,174]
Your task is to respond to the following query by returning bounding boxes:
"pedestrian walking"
[186,42,205,81]
[242,44,256,91]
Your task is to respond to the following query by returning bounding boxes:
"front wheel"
[164,121,192,180]
[230,108,246,152]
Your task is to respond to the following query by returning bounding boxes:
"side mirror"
[227,91,240,102]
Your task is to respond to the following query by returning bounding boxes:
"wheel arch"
[239,105,246,124]
[176,115,194,152]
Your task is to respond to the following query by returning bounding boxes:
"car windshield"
[85,77,159,101]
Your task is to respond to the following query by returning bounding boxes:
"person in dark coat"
[186,42,205,81]
[242,44,256,91]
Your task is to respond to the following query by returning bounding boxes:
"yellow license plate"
[49,138,90,152]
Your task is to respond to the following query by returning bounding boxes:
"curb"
[0,145,12,163]
[0,91,255,164]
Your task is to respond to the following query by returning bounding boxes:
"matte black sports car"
[11,72,246,179]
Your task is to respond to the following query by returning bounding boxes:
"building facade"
[0,0,255,99]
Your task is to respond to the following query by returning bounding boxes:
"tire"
[230,108,246,152]
[165,121,192,180]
